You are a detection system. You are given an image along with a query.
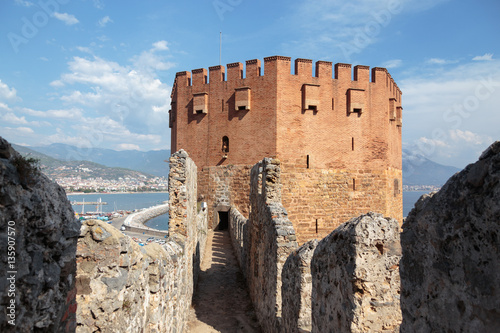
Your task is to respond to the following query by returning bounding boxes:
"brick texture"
[170,56,402,242]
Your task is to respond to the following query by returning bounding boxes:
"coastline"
[66,191,169,196]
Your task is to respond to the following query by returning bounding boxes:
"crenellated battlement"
[170,54,403,176]
[173,56,402,97]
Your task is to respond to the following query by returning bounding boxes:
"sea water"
[67,192,169,230]
[67,191,428,231]
[403,190,430,217]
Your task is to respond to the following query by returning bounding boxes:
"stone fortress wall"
[229,157,402,332]
[1,139,499,332]
[0,137,80,333]
[74,149,208,332]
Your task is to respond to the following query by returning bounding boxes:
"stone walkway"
[187,230,261,333]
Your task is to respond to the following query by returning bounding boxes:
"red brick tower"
[170,56,402,244]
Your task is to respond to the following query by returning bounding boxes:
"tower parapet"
[173,56,401,101]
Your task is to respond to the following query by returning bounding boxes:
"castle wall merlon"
[353,65,370,82]
[335,63,352,81]
[192,68,207,87]
[246,59,261,78]
[371,67,387,84]
[227,62,244,81]
[315,61,333,78]
[295,58,313,76]
[209,65,225,83]
[264,56,292,76]
[175,71,192,88]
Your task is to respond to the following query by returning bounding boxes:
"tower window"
[235,87,251,111]
[222,136,229,153]
[302,83,320,112]
[193,92,208,114]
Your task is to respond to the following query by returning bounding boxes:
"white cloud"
[40,57,49,61]
[472,53,494,61]
[281,0,450,61]
[426,58,459,65]
[382,59,402,69]
[152,40,169,51]
[93,0,104,9]
[9,126,34,135]
[1,113,28,125]
[0,80,19,101]
[0,102,12,112]
[49,47,172,145]
[76,46,92,54]
[14,0,34,7]
[401,59,500,167]
[449,129,491,145]
[21,107,83,120]
[53,12,79,25]
[116,143,140,150]
[98,16,113,27]
[132,41,175,73]
[97,35,109,42]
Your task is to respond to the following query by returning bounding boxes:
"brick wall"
[198,164,251,229]
[281,163,402,244]
[170,57,402,172]
[171,56,403,242]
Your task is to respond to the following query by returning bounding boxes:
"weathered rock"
[76,150,208,333]
[282,239,318,333]
[401,141,500,332]
[310,212,402,333]
[0,136,79,332]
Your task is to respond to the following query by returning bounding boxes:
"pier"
[72,201,108,205]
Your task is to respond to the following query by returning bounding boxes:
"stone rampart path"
[187,230,261,333]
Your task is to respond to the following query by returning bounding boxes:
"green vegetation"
[12,154,40,187]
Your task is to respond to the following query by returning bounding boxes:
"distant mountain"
[11,144,155,180]
[15,143,457,186]
[403,149,461,186]
[27,143,170,177]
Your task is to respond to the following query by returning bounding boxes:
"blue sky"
[0,0,498,168]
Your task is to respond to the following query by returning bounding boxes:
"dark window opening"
[332,98,334,110]
[222,136,229,153]
[238,105,246,110]
[306,155,310,169]
[353,108,362,113]
[315,219,318,234]
[196,109,204,114]
[394,179,399,197]
[217,211,229,230]
[221,99,224,112]
[308,105,317,111]
[353,178,356,191]
[352,137,355,151]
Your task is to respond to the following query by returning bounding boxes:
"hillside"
[18,143,461,187]
[29,143,170,177]
[12,144,155,181]
[402,149,461,186]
